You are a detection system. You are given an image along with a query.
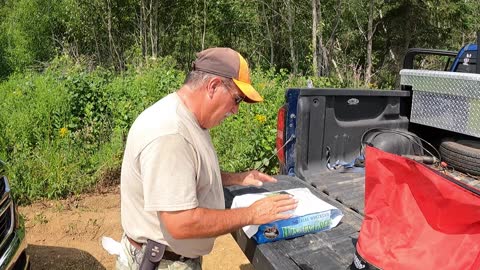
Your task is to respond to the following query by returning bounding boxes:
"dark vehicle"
[0,160,29,270]
[224,36,480,269]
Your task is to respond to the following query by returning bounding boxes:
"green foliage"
[210,70,285,174]
[0,60,342,203]
[0,56,184,203]
[0,0,65,72]
[0,0,478,86]
[0,71,76,202]
[106,56,184,130]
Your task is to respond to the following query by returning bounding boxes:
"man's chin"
[211,114,232,127]
[221,115,230,122]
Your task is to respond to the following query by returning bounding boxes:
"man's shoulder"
[134,94,180,130]
[127,93,196,146]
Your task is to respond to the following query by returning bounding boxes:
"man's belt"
[126,236,195,262]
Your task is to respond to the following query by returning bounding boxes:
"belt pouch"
[139,240,166,270]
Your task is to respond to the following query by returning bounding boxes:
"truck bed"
[224,175,363,270]
[305,171,366,215]
[224,165,480,270]
[226,85,480,269]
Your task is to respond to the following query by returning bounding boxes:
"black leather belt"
[126,236,195,262]
[162,250,191,262]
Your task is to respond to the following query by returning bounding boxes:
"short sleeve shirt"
[120,93,225,258]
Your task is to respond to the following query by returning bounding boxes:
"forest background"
[0,0,479,203]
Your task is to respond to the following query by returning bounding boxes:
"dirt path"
[19,189,253,270]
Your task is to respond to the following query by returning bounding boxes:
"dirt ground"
[19,187,254,270]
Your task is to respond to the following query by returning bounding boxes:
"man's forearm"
[159,207,253,239]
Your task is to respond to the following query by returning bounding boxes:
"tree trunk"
[312,0,318,76]
[326,0,342,52]
[150,0,158,59]
[106,0,122,69]
[107,0,114,64]
[201,0,207,50]
[285,0,297,74]
[317,0,328,76]
[262,2,274,67]
[379,9,396,61]
[271,0,279,67]
[139,0,146,59]
[191,0,198,59]
[365,0,374,86]
[331,57,344,83]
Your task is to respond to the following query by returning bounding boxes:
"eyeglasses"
[222,82,244,105]
[230,91,244,105]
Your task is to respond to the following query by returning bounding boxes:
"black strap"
[351,250,382,270]
[139,240,166,270]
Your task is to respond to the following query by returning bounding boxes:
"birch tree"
[365,0,374,86]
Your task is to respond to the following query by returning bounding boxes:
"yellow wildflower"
[255,114,267,123]
[59,127,68,137]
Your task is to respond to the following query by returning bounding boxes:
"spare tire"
[440,138,480,176]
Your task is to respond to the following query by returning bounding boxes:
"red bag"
[353,146,480,270]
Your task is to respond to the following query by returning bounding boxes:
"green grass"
[0,57,342,204]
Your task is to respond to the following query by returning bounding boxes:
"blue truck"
[224,36,480,269]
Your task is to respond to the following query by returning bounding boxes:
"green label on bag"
[282,219,332,238]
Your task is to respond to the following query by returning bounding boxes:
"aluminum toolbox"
[400,69,480,138]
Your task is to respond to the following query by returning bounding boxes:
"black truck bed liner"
[306,171,366,215]
[224,175,363,270]
[224,166,480,270]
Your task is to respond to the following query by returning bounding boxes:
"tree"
[285,0,298,74]
[0,0,478,82]
[365,0,374,86]
[0,0,65,72]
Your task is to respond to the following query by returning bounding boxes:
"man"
[118,47,298,270]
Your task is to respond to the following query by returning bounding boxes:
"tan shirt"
[120,93,225,258]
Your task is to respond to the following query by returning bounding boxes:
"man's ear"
[206,77,222,99]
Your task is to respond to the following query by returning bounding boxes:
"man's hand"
[222,170,277,187]
[159,194,298,239]
[248,194,298,225]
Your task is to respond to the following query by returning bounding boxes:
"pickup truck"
[224,38,480,269]
[0,160,29,270]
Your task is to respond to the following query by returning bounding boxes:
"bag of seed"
[232,188,343,244]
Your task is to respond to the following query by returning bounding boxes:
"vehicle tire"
[440,138,480,176]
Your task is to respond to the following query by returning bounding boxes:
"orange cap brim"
[233,78,263,103]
